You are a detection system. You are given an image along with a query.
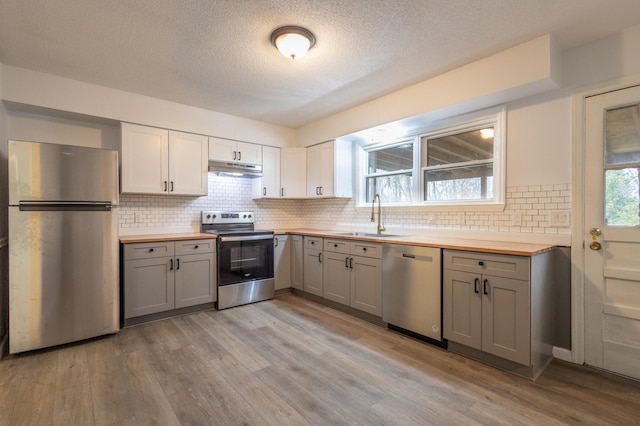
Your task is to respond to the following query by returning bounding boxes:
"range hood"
[208,160,262,178]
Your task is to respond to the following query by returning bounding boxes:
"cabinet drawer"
[175,238,215,255]
[324,239,350,254]
[351,242,382,259]
[443,249,530,281]
[124,241,174,260]
[304,236,323,249]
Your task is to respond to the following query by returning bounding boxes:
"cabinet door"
[481,275,530,365]
[350,255,382,316]
[306,144,321,197]
[121,123,169,194]
[318,141,335,197]
[323,252,350,305]
[281,148,306,198]
[236,141,262,164]
[274,235,291,290]
[208,137,236,162]
[169,131,208,196]
[174,252,216,309]
[260,146,281,198]
[124,257,175,318]
[303,248,323,296]
[443,269,482,349]
[291,235,304,290]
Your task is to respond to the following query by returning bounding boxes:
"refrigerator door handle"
[18,201,113,211]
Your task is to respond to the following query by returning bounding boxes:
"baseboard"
[552,346,573,362]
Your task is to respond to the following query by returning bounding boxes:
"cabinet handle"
[176,258,180,270]
[474,278,479,294]
[334,243,338,248]
[320,186,323,195]
[263,187,267,196]
[345,257,349,268]
[233,151,237,161]
[163,181,168,192]
[281,188,284,197]
[170,181,174,192]
[169,259,173,271]
[349,257,353,269]
[316,186,320,196]
[194,245,199,249]
[483,279,489,295]
[238,151,242,161]
[149,248,154,253]
[478,261,484,266]
[318,252,323,263]
[275,238,279,247]
[363,247,367,252]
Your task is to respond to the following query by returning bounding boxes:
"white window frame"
[356,106,506,210]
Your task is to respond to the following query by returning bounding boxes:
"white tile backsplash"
[120,176,571,236]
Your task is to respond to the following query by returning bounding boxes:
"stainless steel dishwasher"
[382,244,443,344]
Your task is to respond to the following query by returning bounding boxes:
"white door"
[584,85,640,380]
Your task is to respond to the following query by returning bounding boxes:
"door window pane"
[605,104,640,167]
[424,164,493,201]
[605,168,640,226]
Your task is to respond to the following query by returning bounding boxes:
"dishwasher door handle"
[402,253,416,259]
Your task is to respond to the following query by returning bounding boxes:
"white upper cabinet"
[281,147,306,198]
[306,140,353,198]
[208,137,262,165]
[121,123,208,196]
[256,146,281,198]
[168,131,208,196]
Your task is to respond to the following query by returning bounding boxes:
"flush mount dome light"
[270,26,316,60]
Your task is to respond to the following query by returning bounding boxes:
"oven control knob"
[243,214,247,218]
[213,214,217,218]
[248,214,252,218]
[206,214,211,219]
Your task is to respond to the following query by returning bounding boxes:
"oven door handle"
[219,234,274,242]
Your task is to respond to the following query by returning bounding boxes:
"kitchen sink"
[331,232,403,238]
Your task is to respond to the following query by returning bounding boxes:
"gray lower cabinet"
[274,235,291,290]
[323,239,382,316]
[124,239,216,320]
[303,236,323,296]
[443,249,554,378]
[290,235,304,290]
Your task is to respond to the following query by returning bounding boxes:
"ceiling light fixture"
[270,26,316,60]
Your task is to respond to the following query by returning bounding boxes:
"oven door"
[218,234,274,286]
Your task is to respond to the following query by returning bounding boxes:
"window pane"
[605,104,640,167]
[422,128,494,167]
[424,164,493,201]
[368,144,413,174]
[605,167,640,226]
[366,173,413,203]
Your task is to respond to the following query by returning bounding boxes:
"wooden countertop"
[272,228,555,256]
[120,233,217,244]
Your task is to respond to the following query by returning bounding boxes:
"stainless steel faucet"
[371,194,386,234]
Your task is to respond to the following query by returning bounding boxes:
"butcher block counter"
[119,233,217,244]
[270,228,555,256]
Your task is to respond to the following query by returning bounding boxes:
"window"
[364,141,414,203]
[421,127,495,202]
[359,107,505,207]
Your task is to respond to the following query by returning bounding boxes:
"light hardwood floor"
[1,293,640,425]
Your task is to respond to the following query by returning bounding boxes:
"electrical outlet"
[550,210,571,227]
[511,210,522,226]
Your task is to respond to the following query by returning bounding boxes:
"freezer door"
[8,140,119,205]
[9,207,120,353]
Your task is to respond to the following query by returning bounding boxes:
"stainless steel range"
[201,211,274,309]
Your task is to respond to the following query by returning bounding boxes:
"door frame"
[571,73,640,365]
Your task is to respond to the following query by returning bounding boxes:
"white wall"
[506,90,572,187]
[1,66,296,148]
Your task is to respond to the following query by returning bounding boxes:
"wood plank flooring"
[1,293,640,425]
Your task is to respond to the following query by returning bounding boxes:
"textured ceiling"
[1,1,640,128]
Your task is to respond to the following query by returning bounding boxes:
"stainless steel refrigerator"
[8,140,120,353]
